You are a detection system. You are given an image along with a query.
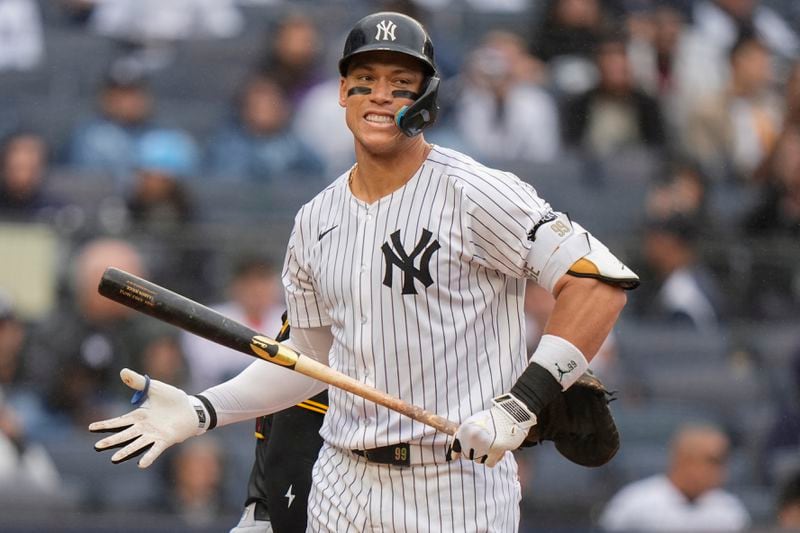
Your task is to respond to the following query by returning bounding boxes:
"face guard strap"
[394,76,440,137]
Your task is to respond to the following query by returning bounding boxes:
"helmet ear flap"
[395,76,440,137]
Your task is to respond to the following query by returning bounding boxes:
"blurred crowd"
[1,0,800,530]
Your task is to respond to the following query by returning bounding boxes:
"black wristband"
[509,362,563,417]
[194,394,218,431]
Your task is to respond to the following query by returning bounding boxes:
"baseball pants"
[306,442,522,532]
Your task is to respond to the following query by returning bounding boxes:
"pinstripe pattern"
[282,145,551,529]
[308,443,521,532]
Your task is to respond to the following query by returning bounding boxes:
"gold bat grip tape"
[250,336,299,368]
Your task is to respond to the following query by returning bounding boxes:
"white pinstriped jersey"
[283,145,554,456]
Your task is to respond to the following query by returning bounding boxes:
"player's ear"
[338,77,348,108]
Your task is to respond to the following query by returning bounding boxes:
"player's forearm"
[501,276,626,420]
[544,274,627,360]
[199,326,333,427]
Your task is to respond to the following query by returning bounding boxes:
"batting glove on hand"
[89,368,210,468]
[447,394,537,467]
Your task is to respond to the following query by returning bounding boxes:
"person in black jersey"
[230,314,326,533]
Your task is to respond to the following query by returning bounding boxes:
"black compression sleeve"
[508,362,563,416]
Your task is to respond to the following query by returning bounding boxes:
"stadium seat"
[524,443,614,527]
[614,320,730,368]
[613,401,722,446]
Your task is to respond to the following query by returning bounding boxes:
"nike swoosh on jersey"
[318,225,338,241]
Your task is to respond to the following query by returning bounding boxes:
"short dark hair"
[596,28,629,54]
[729,28,767,63]
[645,214,701,244]
[230,255,276,281]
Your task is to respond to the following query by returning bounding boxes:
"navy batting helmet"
[338,12,436,76]
[339,12,439,137]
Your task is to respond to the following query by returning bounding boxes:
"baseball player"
[232,394,327,533]
[90,12,639,532]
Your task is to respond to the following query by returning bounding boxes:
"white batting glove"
[447,394,537,467]
[89,368,210,468]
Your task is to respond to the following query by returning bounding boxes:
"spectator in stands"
[562,33,666,158]
[454,31,561,163]
[257,13,324,107]
[0,292,59,491]
[669,0,798,138]
[22,238,150,433]
[627,3,682,97]
[0,291,47,427]
[0,387,62,495]
[640,215,724,331]
[625,3,695,140]
[134,325,189,391]
[0,131,60,221]
[159,435,229,526]
[645,159,709,224]
[745,60,800,237]
[127,128,210,302]
[57,0,243,77]
[89,0,242,42]
[530,0,609,95]
[67,66,157,186]
[206,73,325,182]
[181,255,283,392]
[127,128,198,232]
[0,0,44,71]
[599,423,750,531]
[777,470,800,528]
[684,32,783,182]
[293,78,354,177]
[691,0,798,63]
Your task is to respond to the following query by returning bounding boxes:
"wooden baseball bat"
[98,267,459,436]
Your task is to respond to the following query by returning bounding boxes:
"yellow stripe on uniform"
[297,402,328,415]
[302,399,329,411]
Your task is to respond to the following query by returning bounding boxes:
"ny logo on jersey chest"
[381,229,440,295]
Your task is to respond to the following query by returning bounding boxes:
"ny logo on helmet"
[375,20,397,41]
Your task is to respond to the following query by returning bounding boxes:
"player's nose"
[369,79,393,103]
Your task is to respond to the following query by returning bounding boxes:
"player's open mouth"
[364,113,394,124]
